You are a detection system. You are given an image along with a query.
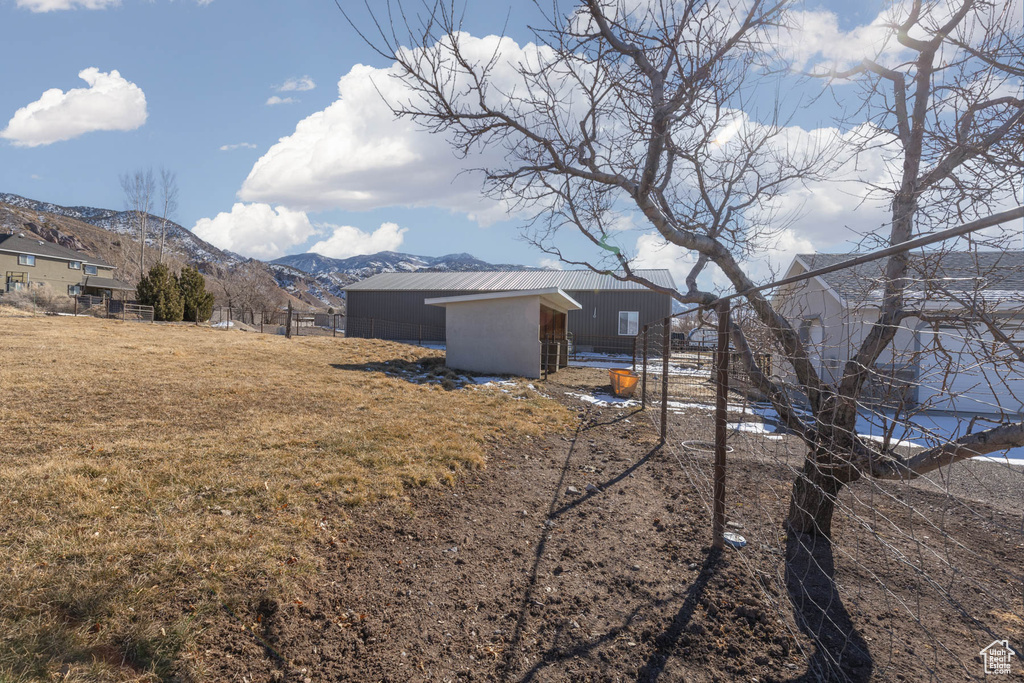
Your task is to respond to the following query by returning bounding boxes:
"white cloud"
[753,123,900,256]
[309,222,407,259]
[220,142,258,151]
[277,76,316,92]
[239,35,547,223]
[191,203,318,260]
[17,0,118,10]
[1,68,147,147]
[778,9,897,71]
[265,96,296,106]
[632,233,699,288]
[17,0,213,9]
[538,257,563,270]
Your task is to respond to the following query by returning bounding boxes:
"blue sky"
[5,0,1013,283]
[0,0,566,265]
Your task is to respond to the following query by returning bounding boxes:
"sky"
[0,0,1018,288]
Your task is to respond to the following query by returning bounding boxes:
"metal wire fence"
[629,252,1024,681]
[74,295,154,322]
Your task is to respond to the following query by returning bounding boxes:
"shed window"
[69,261,81,269]
[84,264,98,275]
[68,284,82,296]
[18,254,35,266]
[618,311,639,336]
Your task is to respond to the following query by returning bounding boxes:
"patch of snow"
[566,391,639,408]
[211,321,234,328]
[568,355,712,378]
[470,376,517,387]
[668,400,756,415]
[748,403,1024,464]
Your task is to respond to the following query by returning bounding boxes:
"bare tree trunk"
[787,454,853,537]
[158,168,178,265]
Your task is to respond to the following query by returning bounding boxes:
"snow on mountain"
[272,250,542,279]
[0,192,240,268]
[0,192,543,308]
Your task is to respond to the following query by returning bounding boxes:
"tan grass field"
[0,310,570,681]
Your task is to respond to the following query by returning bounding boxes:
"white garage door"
[916,327,1024,415]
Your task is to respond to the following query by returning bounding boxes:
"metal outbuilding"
[344,269,675,352]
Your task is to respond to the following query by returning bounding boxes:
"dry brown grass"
[0,315,570,681]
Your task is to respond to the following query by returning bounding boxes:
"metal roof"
[345,269,676,292]
[424,287,583,312]
[797,251,1024,302]
[84,276,135,291]
[0,233,112,267]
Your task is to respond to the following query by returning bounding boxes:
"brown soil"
[189,367,1024,682]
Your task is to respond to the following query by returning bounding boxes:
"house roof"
[425,287,583,313]
[345,269,676,292]
[796,251,1024,304]
[0,233,112,267]
[83,276,135,291]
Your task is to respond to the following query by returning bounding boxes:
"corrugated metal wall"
[346,288,672,344]
[565,289,670,338]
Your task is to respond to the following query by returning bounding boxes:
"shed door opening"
[540,305,568,373]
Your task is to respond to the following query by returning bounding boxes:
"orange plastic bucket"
[609,368,639,398]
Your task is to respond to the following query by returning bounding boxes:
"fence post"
[418,324,422,347]
[632,335,637,372]
[334,314,337,338]
[370,318,375,338]
[286,302,293,339]
[74,296,78,316]
[712,300,731,550]
[660,317,670,443]
[641,326,648,410]
[105,297,110,318]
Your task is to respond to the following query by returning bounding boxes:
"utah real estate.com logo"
[980,640,1016,675]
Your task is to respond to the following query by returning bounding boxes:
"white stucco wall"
[443,296,542,378]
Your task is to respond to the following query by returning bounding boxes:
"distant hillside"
[0,192,546,310]
[0,193,342,309]
[273,250,543,279]
[0,192,236,268]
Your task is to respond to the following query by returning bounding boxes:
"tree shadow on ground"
[499,406,664,682]
[634,549,722,681]
[785,531,873,682]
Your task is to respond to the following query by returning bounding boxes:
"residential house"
[0,232,134,299]
[775,251,1024,416]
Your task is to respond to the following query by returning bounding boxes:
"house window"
[68,284,82,296]
[84,264,98,275]
[69,261,81,270]
[18,254,35,266]
[618,311,639,336]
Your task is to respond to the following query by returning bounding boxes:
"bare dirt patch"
[191,366,1022,682]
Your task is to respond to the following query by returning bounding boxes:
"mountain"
[0,191,544,310]
[0,192,238,269]
[0,192,342,309]
[273,250,543,279]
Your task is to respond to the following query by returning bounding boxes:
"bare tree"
[120,168,155,282]
[217,262,286,322]
[158,168,179,265]
[353,0,1024,536]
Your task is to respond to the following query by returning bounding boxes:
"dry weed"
[0,316,570,681]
